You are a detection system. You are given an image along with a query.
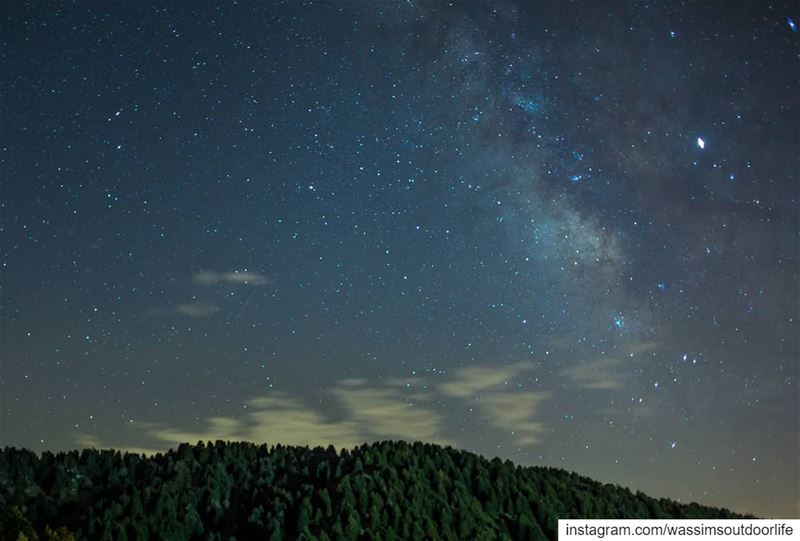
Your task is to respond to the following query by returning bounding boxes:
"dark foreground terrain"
[1,440,743,540]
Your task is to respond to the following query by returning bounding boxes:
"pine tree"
[297,496,313,535]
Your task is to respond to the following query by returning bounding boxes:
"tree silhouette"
[0,441,747,540]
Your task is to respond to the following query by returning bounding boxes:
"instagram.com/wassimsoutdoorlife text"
[558,519,799,540]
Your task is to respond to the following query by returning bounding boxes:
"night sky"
[2,1,798,518]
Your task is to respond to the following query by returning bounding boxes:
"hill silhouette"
[0,440,745,540]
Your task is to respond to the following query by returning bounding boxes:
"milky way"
[1,1,798,517]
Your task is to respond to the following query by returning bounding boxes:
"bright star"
[696,137,705,149]
[788,17,797,32]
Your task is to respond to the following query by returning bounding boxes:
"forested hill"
[1,440,744,541]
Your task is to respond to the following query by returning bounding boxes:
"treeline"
[0,440,744,540]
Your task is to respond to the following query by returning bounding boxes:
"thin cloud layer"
[193,270,270,286]
[150,394,360,449]
[175,301,219,318]
[479,391,550,445]
[146,383,450,450]
[104,362,550,453]
[561,358,626,390]
[560,344,656,391]
[439,361,536,397]
[331,384,450,444]
[437,362,548,446]
[76,352,667,455]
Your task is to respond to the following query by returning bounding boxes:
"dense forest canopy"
[1,440,745,540]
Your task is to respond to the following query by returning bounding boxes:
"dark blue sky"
[1,1,798,517]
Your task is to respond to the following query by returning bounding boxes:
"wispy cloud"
[560,343,657,391]
[174,301,219,318]
[101,361,550,452]
[147,301,219,319]
[331,383,450,444]
[436,362,548,446]
[439,361,535,397]
[146,383,450,450]
[561,357,625,390]
[627,341,659,355]
[193,270,270,286]
[150,394,361,449]
[79,349,666,454]
[479,391,550,445]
